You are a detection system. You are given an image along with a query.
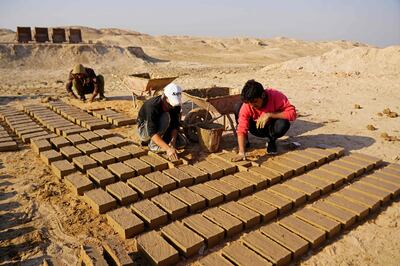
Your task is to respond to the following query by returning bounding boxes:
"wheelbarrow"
[182,87,241,142]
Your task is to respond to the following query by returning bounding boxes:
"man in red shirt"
[233,80,296,161]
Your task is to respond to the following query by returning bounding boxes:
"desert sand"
[0,27,399,265]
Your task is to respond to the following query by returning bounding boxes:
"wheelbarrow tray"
[124,73,177,96]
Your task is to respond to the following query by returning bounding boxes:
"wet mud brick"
[205,180,240,201]
[320,162,357,180]
[62,127,88,137]
[120,144,147,158]
[106,181,138,205]
[106,207,144,239]
[279,215,326,248]
[21,131,49,143]
[40,150,63,165]
[80,245,108,266]
[327,146,346,157]
[348,181,391,203]
[91,139,114,151]
[80,131,101,142]
[182,214,225,248]
[102,238,135,266]
[283,179,321,201]
[341,155,375,172]
[188,184,224,206]
[361,176,400,197]
[140,155,168,171]
[76,143,99,155]
[260,223,309,259]
[106,136,130,147]
[269,156,306,175]
[112,116,136,126]
[269,184,307,207]
[311,201,357,229]
[222,242,272,266]
[108,162,135,181]
[196,253,233,266]
[87,167,115,187]
[306,147,337,161]
[238,196,277,222]
[296,174,333,194]
[131,199,168,229]
[283,152,317,170]
[194,161,224,179]
[212,152,253,169]
[202,207,243,237]
[170,187,206,212]
[178,165,208,183]
[248,166,281,185]
[337,188,381,212]
[93,128,114,139]
[145,171,177,192]
[324,194,369,220]
[220,175,253,196]
[84,188,117,214]
[331,159,366,177]
[350,152,383,167]
[64,172,94,195]
[206,157,237,175]
[260,160,294,179]
[307,168,344,188]
[295,208,341,238]
[30,133,58,141]
[234,171,268,190]
[127,176,159,198]
[382,167,400,177]
[51,160,76,179]
[66,134,86,145]
[293,149,328,166]
[0,141,18,151]
[0,136,13,142]
[136,231,179,266]
[124,158,152,175]
[219,201,261,229]
[86,121,111,130]
[371,171,400,186]
[60,146,82,160]
[254,190,292,214]
[106,147,132,161]
[242,231,291,266]
[50,136,70,149]
[161,222,204,257]
[163,167,193,187]
[152,193,188,219]
[90,151,116,166]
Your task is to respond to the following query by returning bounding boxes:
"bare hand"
[256,113,271,129]
[231,152,246,162]
[166,147,178,161]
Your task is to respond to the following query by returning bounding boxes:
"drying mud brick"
[306,147,337,161]
[219,201,260,229]
[206,157,237,175]
[102,238,135,266]
[320,163,357,180]
[90,151,116,166]
[260,223,309,259]
[324,194,369,220]
[238,196,277,222]
[293,150,327,166]
[179,165,208,183]
[222,242,272,266]
[80,245,108,266]
[337,188,380,211]
[205,180,240,201]
[260,160,294,179]
[106,181,138,205]
[182,214,225,248]
[349,181,391,203]
[140,155,168,171]
[272,156,306,175]
[220,175,253,196]
[342,156,375,172]
[21,131,48,143]
[284,179,321,201]
[91,139,114,151]
[106,148,132,161]
[284,152,316,170]
[84,188,117,214]
[87,167,115,187]
[131,199,168,229]
[50,136,70,149]
[188,184,224,206]
[108,162,135,181]
[106,207,144,239]
[81,131,101,142]
[145,171,177,192]
[51,160,76,179]
[311,201,357,229]
[76,143,99,155]
[279,215,326,248]
[163,167,194,187]
[170,187,206,212]
[295,208,341,238]
[351,153,383,167]
[213,152,253,168]
[64,173,94,195]
[307,169,344,188]
[0,141,18,151]
[161,222,204,257]
[296,174,333,194]
[248,166,281,185]
[66,134,86,145]
[371,171,400,186]
[361,176,400,197]
[242,231,292,266]
[194,161,224,179]
[136,231,179,266]
[120,144,147,158]
[40,150,63,165]
[93,129,114,139]
[234,171,268,190]
[202,207,243,237]
[152,193,188,219]
[124,158,152,175]
[30,138,51,154]
[196,253,233,266]
[106,136,130,147]
[60,146,82,160]
[254,190,292,214]
[127,176,159,198]
[269,184,307,207]
[31,133,58,141]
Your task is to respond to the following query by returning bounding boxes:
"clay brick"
[140,155,168,171]
[179,165,208,183]
[361,176,400,197]
[350,153,383,167]
[16,127,44,137]
[170,187,206,212]
[86,121,110,130]
[91,139,114,151]
[307,169,344,188]
[213,152,253,168]
[50,136,70,149]
[0,137,13,142]
[206,157,237,175]
[194,161,224,179]
[270,156,306,175]
[91,151,116,166]
[371,172,400,186]
[0,141,18,151]
[381,167,400,177]
[220,175,253,196]
[163,167,194,187]
[145,171,177,192]
[106,207,144,239]
[293,150,327,166]
[80,245,108,266]
[112,116,136,126]
[152,193,188,219]
[202,207,243,237]
[106,136,129,147]
[237,196,277,222]
[284,152,316,170]
[219,201,260,229]
[93,129,114,138]
[60,146,82,159]
[311,201,356,229]
[242,231,292,266]
[182,214,225,248]
[64,172,94,195]
[306,147,337,161]
[248,166,281,185]
[76,143,99,155]
[205,180,240,201]
[72,155,98,172]
[342,155,375,172]
[102,238,135,266]
[260,160,294,179]
[324,194,369,220]
[296,174,333,194]
[106,181,138,205]
[260,223,309,259]
[51,160,76,179]
[87,167,115,187]
[120,144,147,158]
[327,146,345,157]
[269,184,307,207]
[320,163,357,180]
[30,133,58,141]
[295,208,341,238]
[84,188,117,214]
[80,131,101,142]
[30,139,52,154]
[279,215,326,248]
[188,184,224,207]
[337,188,380,212]
[131,199,168,229]
[21,131,48,143]
[234,171,268,190]
[107,162,135,181]
[254,190,292,214]
[284,179,320,201]
[127,176,159,198]
[331,159,366,177]
[222,242,272,266]
[62,127,87,137]
[136,231,179,266]
[161,222,204,257]
[55,126,75,136]
[196,253,233,266]
[40,150,63,165]
[124,158,152,176]
[106,148,132,161]
[349,181,391,203]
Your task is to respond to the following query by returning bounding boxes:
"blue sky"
[0,0,399,47]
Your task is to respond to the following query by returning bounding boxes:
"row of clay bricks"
[23,104,89,137]
[0,106,57,144]
[0,123,18,151]
[91,108,136,127]
[199,163,400,266]
[103,147,345,241]
[135,152,384,265]
[48,101,111,130]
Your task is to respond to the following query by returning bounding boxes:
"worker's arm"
[66,80,78,99]
[169,129,178,147]
[89,87,99,102]
[151,133,178,160]
[232,134,247,162]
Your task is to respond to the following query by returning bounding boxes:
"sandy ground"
[0,27,399,265]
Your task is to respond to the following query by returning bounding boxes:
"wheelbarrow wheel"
[183,108,212,142]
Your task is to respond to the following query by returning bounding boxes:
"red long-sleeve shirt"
[237,88,297,136]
